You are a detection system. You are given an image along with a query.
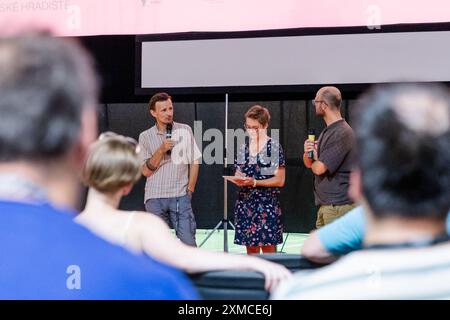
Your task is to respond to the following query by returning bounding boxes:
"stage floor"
[195,229,309,254]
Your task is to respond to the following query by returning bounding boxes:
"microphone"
[166,122,173,155]
[308,128,315,159]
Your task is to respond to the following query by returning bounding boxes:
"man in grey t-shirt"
[303,86,356,228]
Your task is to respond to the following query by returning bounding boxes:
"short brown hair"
[82,136,141,193]
[149,92,172,111]
[245,105,271,126]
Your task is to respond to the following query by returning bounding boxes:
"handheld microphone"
[308,128,315,159]
[166,123,173,155]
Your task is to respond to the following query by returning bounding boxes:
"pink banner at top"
[0,0,450,37]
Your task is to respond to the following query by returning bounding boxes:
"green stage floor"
[195,229,309,254]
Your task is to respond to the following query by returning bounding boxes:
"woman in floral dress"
[233,105,286,254]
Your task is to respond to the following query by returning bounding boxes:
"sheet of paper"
[222,175,250,184]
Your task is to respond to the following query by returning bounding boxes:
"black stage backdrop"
[81,35,363,233]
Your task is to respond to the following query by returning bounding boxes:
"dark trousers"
[145,194,197,246]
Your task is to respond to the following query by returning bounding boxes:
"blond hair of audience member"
[76,132,291,292]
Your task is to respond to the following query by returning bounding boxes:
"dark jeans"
[145,194,197,246]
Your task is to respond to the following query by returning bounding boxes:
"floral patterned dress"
[233,138,285,246]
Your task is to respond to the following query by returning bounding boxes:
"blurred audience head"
[0,32,99,208]
[352,83,450,221]
[82,132,141,195]
[0,32,98,161]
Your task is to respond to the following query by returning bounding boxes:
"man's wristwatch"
[253,178,257,188]
[145,159,157,171]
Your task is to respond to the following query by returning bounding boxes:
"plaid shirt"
[138,122,201,201]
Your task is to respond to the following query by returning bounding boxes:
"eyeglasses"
[98,131,141,154]
[244,123,263,130]
[312,100,328,107]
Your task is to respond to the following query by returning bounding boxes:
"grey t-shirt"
[314,119,356,206]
